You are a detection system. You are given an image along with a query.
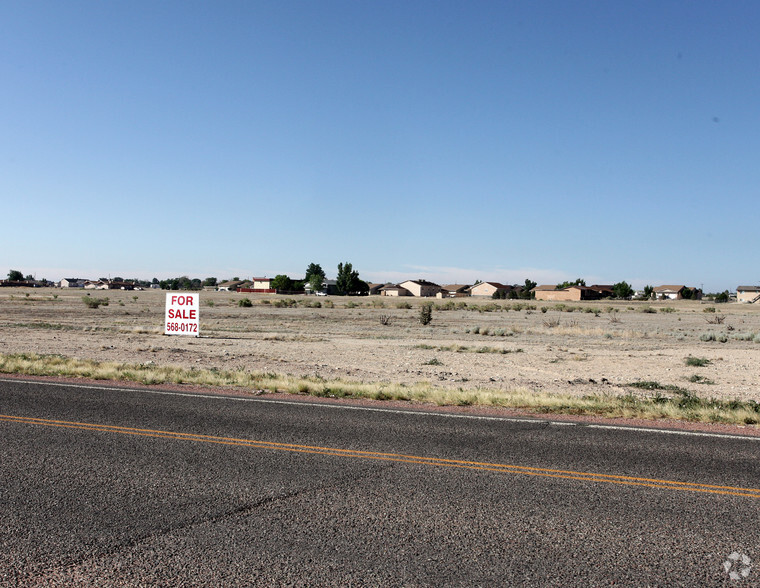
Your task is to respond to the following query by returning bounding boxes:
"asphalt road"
[1,378,759,587]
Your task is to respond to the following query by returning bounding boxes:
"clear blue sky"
[2,1,758,292]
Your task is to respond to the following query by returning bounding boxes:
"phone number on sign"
[166,322,198,333]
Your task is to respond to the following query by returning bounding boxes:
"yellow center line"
[3,413,759,498]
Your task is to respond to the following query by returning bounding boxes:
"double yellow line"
[3,413,759,499]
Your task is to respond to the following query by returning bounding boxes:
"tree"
[520,279,537,299]
[643,285,654,300]
[681,287,693,300]
[203,277,218,287]
[612,281,634,299]
[305,263,326,294]
[271,274,294,292]
[336,262,361,295]
[556,278,586,290]
[714,290,730,303]
[305,263,325,283]
[8,270,24,281]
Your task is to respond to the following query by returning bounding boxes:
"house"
[368,283,392,296]
[653,285,702,300]
[217,280,245,292]
[380,284,412,297]
[60,278,85,288]
[737,286,760,303]
[437,284,471,298]
[84,280,109,290]
[532,285,603,301]
[469,282,512,298]
[252,277,272,290]
[588,285,616,298]
[398,279,442,297]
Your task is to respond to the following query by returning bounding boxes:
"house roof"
[400,279,441,287]
[737,286,760,291]
[441,284,470,292]
[532,285,558,291]
[654,285,686,292]
[252,277,271,281]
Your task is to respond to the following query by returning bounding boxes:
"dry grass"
[2,352,759,425]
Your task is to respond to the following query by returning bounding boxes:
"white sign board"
[165,293,199,336]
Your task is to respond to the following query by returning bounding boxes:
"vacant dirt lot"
[1,288,759,401]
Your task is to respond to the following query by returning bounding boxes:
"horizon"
[3,2,759,294]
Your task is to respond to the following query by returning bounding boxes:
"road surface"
[1,378,759,586]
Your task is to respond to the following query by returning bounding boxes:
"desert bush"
[324,300,334,308]
[685,356,711,367]
[422,357,442,365]
[379,314,392,325]
[703,306,716,313]
[543,317,560,328]
[640,307,656,314]
[700,332,728,343]
[419,302,433,325]
[396,301,412,309]
[705,314,726,325]
[238,298,253,307]
[82,296,109,309]
[371,299,385,308]
[659,307,675,313]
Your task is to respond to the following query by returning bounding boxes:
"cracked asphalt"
[1,378,760,586]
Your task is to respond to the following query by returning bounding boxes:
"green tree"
[305,263,325,282]
[681,287,693,300]
[612,281,634,299]
[643,285,654,300]
[8,270,24,281]
[520,279,537,299]
[271,274,294,292]
[336,262,361,295]
[714,290,730,303]
[203,277,218,287]
[556,278,586,290]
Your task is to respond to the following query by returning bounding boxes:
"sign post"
[164,293,200,336]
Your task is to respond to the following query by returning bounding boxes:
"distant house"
[398,279,442,297]
[217,280,245,292]
[84,280,109,290]
[60,278,85,288]
[737,286,760,303]
[437,284,471,298]
[588,285,616,298]
[252,277,272,290]
[380,284,412,297]
[532,285,603,301]
[652,285,701,300]
[368,283,392,296]
[469,282,512,298]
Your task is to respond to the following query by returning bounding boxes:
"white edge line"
[2,377,759,442]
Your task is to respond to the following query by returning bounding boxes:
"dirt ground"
[1,288,759,402]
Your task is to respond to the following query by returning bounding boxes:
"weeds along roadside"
[1,352,760,426]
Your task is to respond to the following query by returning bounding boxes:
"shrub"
[685,356,711,367]
[379,314,392,325]
[238,298,253,307]
[396,301,412,309]
[82,296,109,309]
[419,302,433,325]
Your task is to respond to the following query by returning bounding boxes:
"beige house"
[380,284,411,296]
[437,284,471,298]
[252,277,272,290]
[532,285,602,301]
[737,286,760,303]
[469,282,512,298]
[398,279,442,297]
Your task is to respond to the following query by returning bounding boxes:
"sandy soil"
[1,288,759,402]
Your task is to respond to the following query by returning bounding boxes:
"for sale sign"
[165,293,199,336]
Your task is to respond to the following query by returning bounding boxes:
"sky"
[2,1,758,292]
